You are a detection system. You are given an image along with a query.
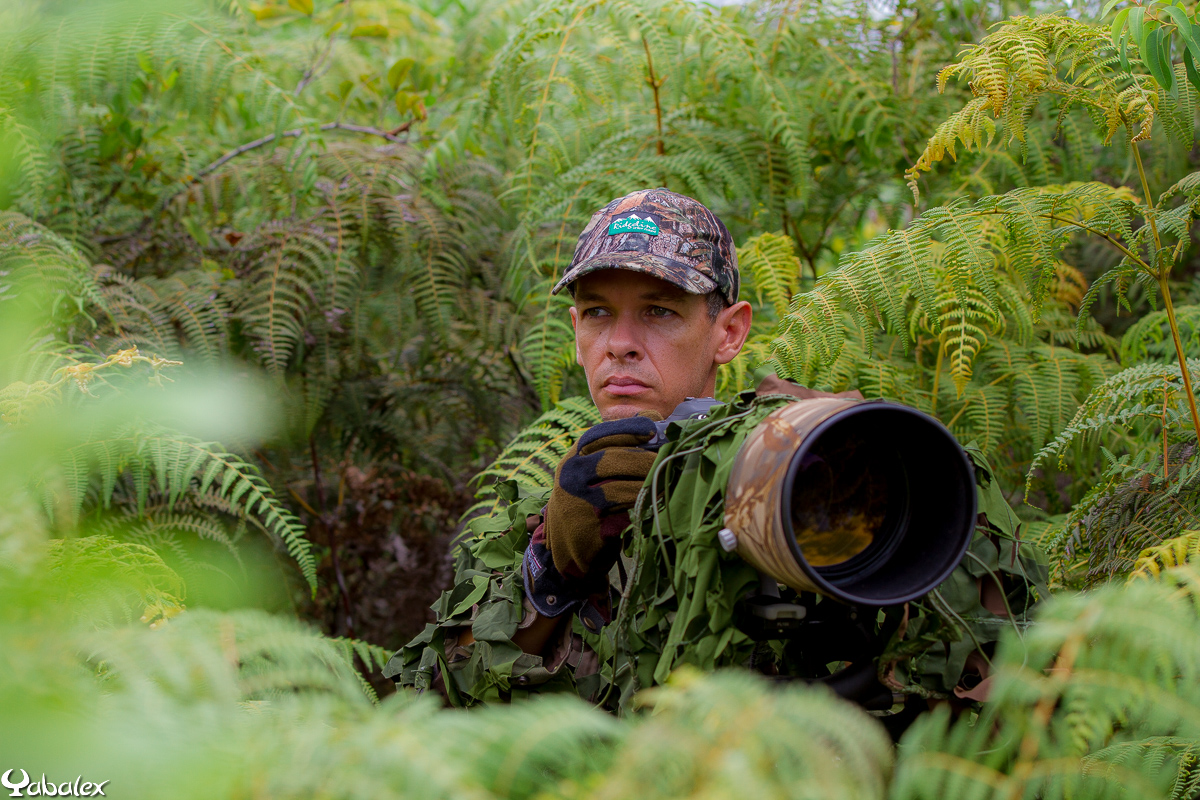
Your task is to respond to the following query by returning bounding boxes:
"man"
[385,188,755,701]
[557,188,752,423]
[518,188,751,658]
[385,189,1045,710]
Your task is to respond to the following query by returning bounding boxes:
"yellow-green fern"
[738,232,800,319]
[1130,531,1200,582]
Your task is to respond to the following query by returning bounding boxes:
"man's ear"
[569,306,583,367]
[713,300,753,366]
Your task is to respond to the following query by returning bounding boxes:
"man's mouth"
[602,376,651,396]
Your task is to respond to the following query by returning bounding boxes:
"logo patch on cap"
[607,214,659,236]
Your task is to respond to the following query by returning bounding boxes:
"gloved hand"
[521,413,661,619]
[543,413,660,578]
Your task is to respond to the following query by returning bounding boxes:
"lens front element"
[790,430,894,568]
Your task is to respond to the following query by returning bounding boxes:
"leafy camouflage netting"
[387,391,1048,712]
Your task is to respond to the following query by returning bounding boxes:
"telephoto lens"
[724,398,976,606]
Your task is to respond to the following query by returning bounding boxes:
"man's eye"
[647,306,674,318]
[583,306,610,318]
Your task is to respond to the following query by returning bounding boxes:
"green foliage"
[471,0,996,402]
[8,0,1133,623]
[891,563,1200,800]
[24,516,1200,800]
[46,534,187,628]
[766,3,1200,524]
[13,0,1200,797]
[0,1,534,624]
[0,374,890,798]
[589,668,894,800]
[1129,530,1200,580]
[0,337,319,592]
[907,14,1156,192]
[771,182,1143,394]
[62,424,318,590]
[6,561,895,800]
[772,299,1114,493]
[1120,304,1200,364]
[1030,360,1199,480]
[738,232,801,320]
[465,396,601,523]
[1029,358,1200,587]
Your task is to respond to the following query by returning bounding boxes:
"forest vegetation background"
[9,0,1200,796]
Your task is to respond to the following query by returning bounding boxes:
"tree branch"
[192,121,405,183]
[122,120,412,238]
[890,9,921,97]
[1039,213,1152,272]
[309,434,355,639]
[642,38,666,160]
[295,35,337,97]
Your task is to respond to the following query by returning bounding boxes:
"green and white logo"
[607,214,659,236]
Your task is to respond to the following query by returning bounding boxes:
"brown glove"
[543,412,661,578]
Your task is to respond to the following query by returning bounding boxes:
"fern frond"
[738,231,800,320]
[936,284,1003,393]
[377,189,461,338]
[517,280,577,409]
[47,534,186,628]
[1015,344,1107,449]
[113,508,245,568]
[1050,441,1200,588]
[59,426,316,591]
[596,670,893,800]
[235,222,333,376]
[774,183,1141,394]
[951,383,1007,453]
[716,332,773,399]
[90,608,378,705]
[324,634,395,703]
[464,395,601,523]
[892,564,1200,800]
[908,14,1156,196]
[143,271,232,364]
[1029,359,1200,483]
[0,211,107,324]
[1121,305,1200,366]
[0,110,52,217]
[1130,531,1200,581]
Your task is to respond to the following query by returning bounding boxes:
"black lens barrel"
[781,403,976,606]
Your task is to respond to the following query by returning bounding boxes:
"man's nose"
[605,313,643,360]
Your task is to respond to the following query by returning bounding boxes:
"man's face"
[569,270,752,420]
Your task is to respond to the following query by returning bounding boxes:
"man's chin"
[595,393,672,421]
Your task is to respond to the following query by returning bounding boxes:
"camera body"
[646,396,722,448]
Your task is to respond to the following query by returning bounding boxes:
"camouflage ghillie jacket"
[383,391,1048,712]
[383,479,608,705]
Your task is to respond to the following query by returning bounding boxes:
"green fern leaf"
[465,395,600,523]
[60,426,317,592]
[738,232,800,320]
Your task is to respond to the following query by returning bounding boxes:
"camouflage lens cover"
[552,188,740,305]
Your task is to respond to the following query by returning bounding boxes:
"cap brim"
[551,253,718,297]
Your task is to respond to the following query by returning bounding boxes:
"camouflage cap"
[552,188,739,305]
